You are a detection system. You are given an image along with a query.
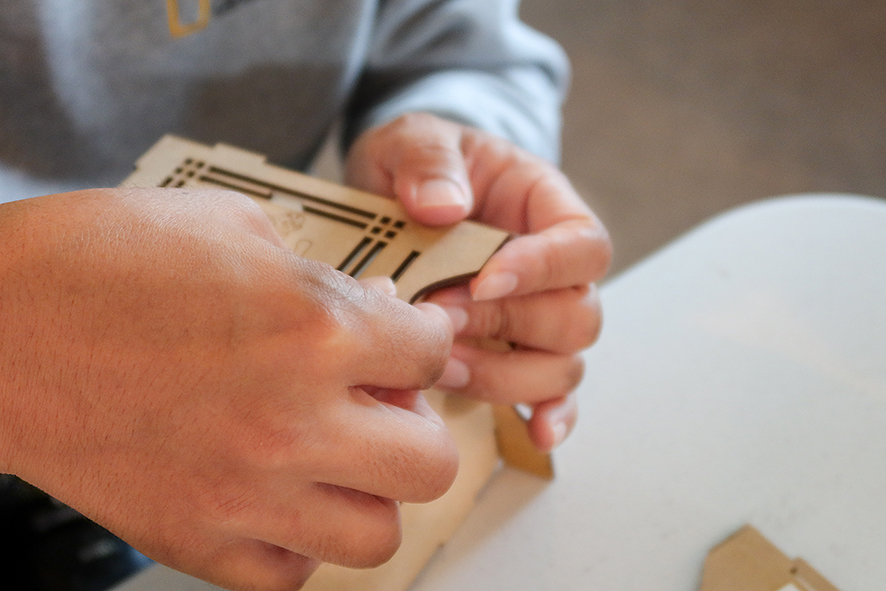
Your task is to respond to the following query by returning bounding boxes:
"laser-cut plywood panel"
[122,135,510,304]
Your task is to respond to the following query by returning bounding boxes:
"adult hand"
[0,188,457,591]
[347,113,612,453]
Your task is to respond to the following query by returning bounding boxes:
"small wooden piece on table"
[701,526,840,591]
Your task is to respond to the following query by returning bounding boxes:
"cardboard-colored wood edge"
[700,525,841,591]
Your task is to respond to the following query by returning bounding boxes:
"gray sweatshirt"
[0,0,568,202]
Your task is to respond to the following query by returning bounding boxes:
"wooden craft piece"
[701,526,840,591]
[493,405,554,480]
[122,135,509,304]
[121,135,553,591]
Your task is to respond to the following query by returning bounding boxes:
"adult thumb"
[346,114,475,226]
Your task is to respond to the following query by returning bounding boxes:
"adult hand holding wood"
[347,113,612,453]
[0,188,457,591]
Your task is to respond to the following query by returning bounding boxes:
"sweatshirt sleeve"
[343,0,570,163]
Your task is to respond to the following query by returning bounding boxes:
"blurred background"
[520,0,886,275]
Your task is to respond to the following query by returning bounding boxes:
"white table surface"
[117,194,886,591]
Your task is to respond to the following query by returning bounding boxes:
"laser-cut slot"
[338,237,373,272]
[203,168,372,231]
[390,250,421,282]
[302,206,369,229]
[207,167,377,220]
[349,241,388,278]
[199,173,272,199]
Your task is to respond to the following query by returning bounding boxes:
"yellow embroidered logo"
[166,0,259,38]
[166,0,211,37]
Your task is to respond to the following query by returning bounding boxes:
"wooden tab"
[492,405,554,480]
[701,526,841,591]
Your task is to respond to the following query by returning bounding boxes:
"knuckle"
[479,301,513,342]
[204,188,264,219]
[417,318,454,378]
[563,287,603,350]
[388,114,462,166]
[349,524,402,568]
[592,232,614,280]
[421,346,453,389]
[312,491,402,568]
[541,222,613,288]
[540,236,573,288]
[370,427,458,504]
[284,260,358,335]
[563,355,585,394]
[413,436,459,501]
[585,288,604,346]
[388,309,453,389]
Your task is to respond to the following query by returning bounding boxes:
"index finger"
[466,149,612,299]
[471,219,611,301]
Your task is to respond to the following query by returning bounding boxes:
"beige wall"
[522,0,886,274]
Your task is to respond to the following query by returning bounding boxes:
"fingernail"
[439,306,468,333]
[472,271,518,301]
[546,397,576,450]
[415,179,469,211]
[437,357,470,389]
[550,420,568,450]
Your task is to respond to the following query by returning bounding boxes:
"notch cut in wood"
[701,525,840,591]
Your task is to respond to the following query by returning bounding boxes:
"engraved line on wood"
[337,237,373,273]
[204,166,378,220]
[300,206,369,229]
[349,241,388,278]
[390,250,421,282]
[160,158,207,188]
[199,170,273,199]
[197,171,371,229]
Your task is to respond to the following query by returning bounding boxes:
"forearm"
[344,0,569,162]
